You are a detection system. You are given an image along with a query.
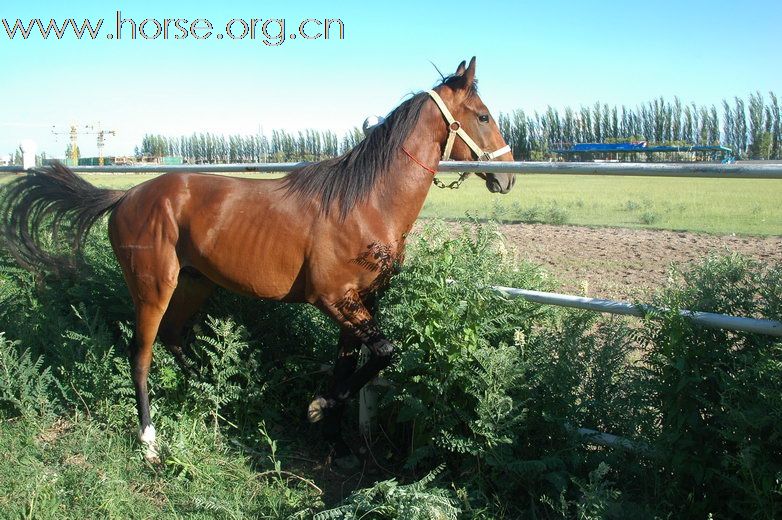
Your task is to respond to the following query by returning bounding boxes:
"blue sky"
[1,0,780,158]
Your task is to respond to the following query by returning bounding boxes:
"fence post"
[358,346,377,440]
[20,140,36,170]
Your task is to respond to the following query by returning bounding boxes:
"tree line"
[499,91,780,160]
[135,91,780,163]
[136,128,364,164]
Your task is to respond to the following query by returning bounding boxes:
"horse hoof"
[308,397,329,423]
[139,425,161,464]
[143,444,161,464]
[144,451,161,464]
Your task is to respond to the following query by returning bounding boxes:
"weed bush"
[375,222,645,515]
[624,200,641,212]
[508,201,570,224]
[640,255,782,518]
[377,221,550,461]
[638,210,659,225]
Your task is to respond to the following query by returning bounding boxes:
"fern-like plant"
[313,464,460,520]
[0,333,59,418]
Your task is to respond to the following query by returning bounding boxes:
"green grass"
[2,171,780,235]
[423,173,782,235]
[0,414,321,518]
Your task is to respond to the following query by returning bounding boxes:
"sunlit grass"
[423,173,781,235]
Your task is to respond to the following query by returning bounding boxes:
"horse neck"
[368,102,446,233]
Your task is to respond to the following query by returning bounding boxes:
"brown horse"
[1,57,514,463]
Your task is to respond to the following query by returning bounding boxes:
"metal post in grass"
[358,346,376,440]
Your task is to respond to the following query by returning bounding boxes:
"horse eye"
[478,114,490,123]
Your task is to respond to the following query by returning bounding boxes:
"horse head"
[431,57,516,194]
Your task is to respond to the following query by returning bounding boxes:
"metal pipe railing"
[492,286,782,337]
[2,161,782,179]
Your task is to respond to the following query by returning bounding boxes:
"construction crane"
[87,123,117,166]
[51,124,83,165]
[51,122,117,166]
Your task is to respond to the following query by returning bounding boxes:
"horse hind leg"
[115,246,180,463]
[131,297,175,463]
[158,268,216,377]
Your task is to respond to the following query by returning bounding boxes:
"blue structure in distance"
[553,142,734,163]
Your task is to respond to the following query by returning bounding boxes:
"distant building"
[42,156,185,167]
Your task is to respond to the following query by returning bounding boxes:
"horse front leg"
[319,328,361,462]
[309,290,395,426]
[319,295,381,463]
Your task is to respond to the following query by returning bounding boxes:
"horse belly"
[183,212,309,302]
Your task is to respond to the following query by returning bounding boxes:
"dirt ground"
[492,224,781,301]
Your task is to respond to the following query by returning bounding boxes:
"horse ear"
[463,56,476,88]
[455,60,467,76]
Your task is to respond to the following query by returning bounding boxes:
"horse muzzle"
[485,173,515,194]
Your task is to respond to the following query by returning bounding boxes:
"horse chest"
[349,240,406,295]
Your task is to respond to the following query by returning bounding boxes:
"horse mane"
[280,74,477,219]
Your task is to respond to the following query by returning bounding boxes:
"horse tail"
[1,162,126,272]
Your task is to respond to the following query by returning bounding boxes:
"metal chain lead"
[432,173,468,189]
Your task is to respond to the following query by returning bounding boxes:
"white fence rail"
[494,286,782,337]
[2,160,782,179]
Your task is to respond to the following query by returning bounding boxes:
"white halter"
[427,89,512,161]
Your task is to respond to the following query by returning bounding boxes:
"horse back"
[110,173,316,301]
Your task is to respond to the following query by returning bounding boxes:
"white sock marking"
[140,424,157,445]
[139,425,159,461]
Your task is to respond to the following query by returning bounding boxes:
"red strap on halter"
[401,147,437,176]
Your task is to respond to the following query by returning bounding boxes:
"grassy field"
[422,173,782,235]
[2,171,780,235]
